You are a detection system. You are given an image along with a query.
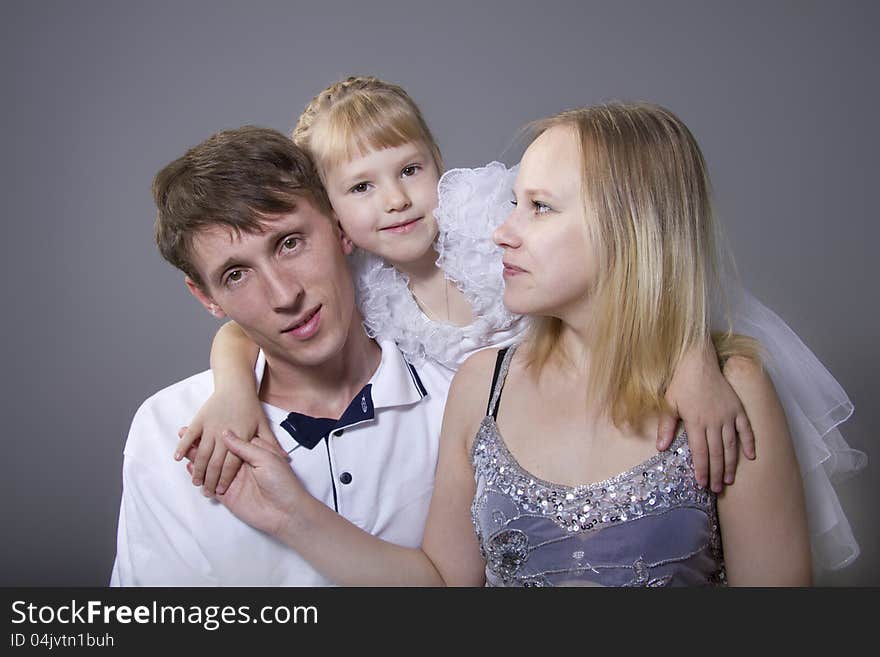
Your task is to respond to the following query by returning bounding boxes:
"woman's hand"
[185,430,304,539]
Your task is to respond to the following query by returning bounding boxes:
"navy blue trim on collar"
[280,384,375,450]
[406,363,428,398]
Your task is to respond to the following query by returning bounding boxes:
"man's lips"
[281,306,321,339]
[380,216,423,233]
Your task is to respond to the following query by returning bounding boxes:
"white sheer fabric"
[716,285,866,570]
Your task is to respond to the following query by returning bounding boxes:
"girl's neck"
[392,243,441,285]
[393,245,474,327]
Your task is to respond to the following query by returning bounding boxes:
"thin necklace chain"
[410,277,451,322]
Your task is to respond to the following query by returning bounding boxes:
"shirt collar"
[254,339,429,454]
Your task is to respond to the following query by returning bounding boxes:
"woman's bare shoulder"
[444,348,507,449]
[722,356,780,418]
[449,348,504,409]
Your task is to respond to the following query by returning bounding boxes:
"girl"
[180,78,862,572]
[209,103,813,585]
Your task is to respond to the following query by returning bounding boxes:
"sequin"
[470,346,725,588]
[485,529,530,580]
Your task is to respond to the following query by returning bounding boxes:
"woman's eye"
[350,182,369,194]
[532,200,552,214]
[401,165,420,177]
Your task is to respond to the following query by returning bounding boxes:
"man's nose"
[264,267,304,312]
[384,181,412,213]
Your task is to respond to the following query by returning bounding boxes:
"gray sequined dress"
[470,347,726,587]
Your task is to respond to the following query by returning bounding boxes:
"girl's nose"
[384,182,411,213]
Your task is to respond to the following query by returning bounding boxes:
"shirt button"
[339,472,353,485]
[333,429,344,437]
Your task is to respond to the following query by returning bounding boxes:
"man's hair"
[153,126,333,288]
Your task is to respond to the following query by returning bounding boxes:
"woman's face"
[494,125,598,322]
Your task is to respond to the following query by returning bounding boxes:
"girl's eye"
[350,182,370,194]
[509,198,518,207]
[281,236,300,252]
[401,164,420,177]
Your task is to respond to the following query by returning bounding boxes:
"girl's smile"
[325,141,441,267]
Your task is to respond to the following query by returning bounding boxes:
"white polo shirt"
[110,340,452,586]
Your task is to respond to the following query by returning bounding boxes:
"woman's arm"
[715,356,812,586]
[215,350,494,586]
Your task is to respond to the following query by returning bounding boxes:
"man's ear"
[334,220,354,255]
[185,277,226,318]
[338,223,354,256]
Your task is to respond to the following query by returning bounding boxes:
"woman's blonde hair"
[292,75,443,175]
[526,102,757,427]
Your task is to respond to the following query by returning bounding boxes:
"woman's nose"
[493,209,521,248]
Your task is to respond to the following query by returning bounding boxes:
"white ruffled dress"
[350,161,866,572]
[350,162,526,372]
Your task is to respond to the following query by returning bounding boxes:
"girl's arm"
[662,339,756,492]
[715,356,812,585]
[213,350,493,586]
[176,321,270,495]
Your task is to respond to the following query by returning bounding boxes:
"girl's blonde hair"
[292,75,443,174]
[526,102,757,427]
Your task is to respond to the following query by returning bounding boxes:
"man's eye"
[401,165,420,177]
[350,182,369,194]
[281,236,300,252]
[225,270,244,286]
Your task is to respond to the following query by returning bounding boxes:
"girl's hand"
[658,345,756,493]
[188,431,304,539]
[174,389,274,496]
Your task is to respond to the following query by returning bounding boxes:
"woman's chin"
[502,293,535,317]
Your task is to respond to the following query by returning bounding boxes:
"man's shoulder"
[126,369,214,460]
[136,369,214,414]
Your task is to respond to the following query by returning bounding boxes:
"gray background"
[1,0,875,586]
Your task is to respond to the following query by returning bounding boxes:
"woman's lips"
[502,262,526,278]
[283,306,321,340]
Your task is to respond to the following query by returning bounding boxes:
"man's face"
[186,196,357,370]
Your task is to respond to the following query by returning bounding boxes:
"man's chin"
[267,334,344,369]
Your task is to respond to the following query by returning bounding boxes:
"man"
[110,127,450,585]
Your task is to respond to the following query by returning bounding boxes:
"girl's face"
[322,141,441,267]
[494,125,598,322]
